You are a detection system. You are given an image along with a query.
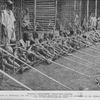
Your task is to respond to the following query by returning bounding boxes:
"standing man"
[1,0,16,44]
[97,17,100,30]
[21,8,32,32]
[89,13,97,30]
[74,14,80,27]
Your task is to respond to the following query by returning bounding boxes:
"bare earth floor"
[1,43,100,90]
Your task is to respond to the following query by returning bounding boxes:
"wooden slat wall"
[13,0,22,40]
[56,0,62,30]
[76,0,82,25]
[76,0,80,16]
[0,1,1,39]
[60,0,74,30]
[0,1,1,33]
[0,0,4,40]
[36,0,56,31]
[24,0,34,30]
[81,0,87,24]
[97,0,100,17]
[89,0,95,16]
[57,0,62,21]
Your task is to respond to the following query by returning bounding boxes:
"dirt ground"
[1,43,100,90]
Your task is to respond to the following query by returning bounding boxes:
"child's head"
[69,29,74,36]
[33,31,38,40]
[23,32,29,42]
[90,13,95,17]
[4,0,13,10]
[28,33,33,41]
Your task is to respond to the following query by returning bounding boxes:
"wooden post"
[79,0,82,25]
[74,0,76,16]
[20,0,23,39]
[0,0,1,42]
[86,0,89,30]
[95,0,97,17]
[34,0,36,31]
[53,0,57,39]
[55,0,57,30]
[87,0,89,21]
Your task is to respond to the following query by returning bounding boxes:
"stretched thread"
[0,47,72,90]
[0,69,32,90]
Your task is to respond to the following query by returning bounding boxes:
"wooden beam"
[74,0,76,16]
[79,0,82,25]
[0,69,32,90]
[20,0,23,39]
[34,0,36,31]
[0,0,2,41]
[95,0,97,17]
[87,0,89,20]
[55,0,57,30]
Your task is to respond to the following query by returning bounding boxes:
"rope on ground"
[7,82,26,90]
[30,41,98,77]
[20,47,91,78]
[90,44,100,52]
[61,54,100,72]
[0,69,32,90]
[0,47,72,90]
[61,48,100,73]
[75,48,100,61]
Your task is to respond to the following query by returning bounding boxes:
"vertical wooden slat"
[87,0,89,20]
[53,0,57,39]
[79,0,82,17]
[36,0,56,31]
[79,0,82,25]
[34,0,36,31]
[56,0,62,30]
[24,0,34,30]
[60,0,74,30]
[0,1,1,40]
[55,0,57,30]
[74,0,76,16]
[20,0,23,39]
[95,0,97,17]
[97,0,100,17]
[0,0,4,41]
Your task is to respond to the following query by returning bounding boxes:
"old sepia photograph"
[0,0,100,91]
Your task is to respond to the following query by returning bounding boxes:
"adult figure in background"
[89,13,97,30]
[74,14,80,27]
[1,0,16,44]
[74,14,82,34]
[97,17,100,30]
[82,17,88,32]
[21,8,32,32]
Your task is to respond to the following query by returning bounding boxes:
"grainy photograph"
[0,0,100,91]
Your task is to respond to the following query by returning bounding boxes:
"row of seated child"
[0,32,37,73]
[1,38,29,72]
[18,31,53,64]
[59,28,100,50]
[1,28,100,73]
[1,31,54,72]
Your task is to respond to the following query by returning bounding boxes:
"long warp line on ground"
[0,47,72,90]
